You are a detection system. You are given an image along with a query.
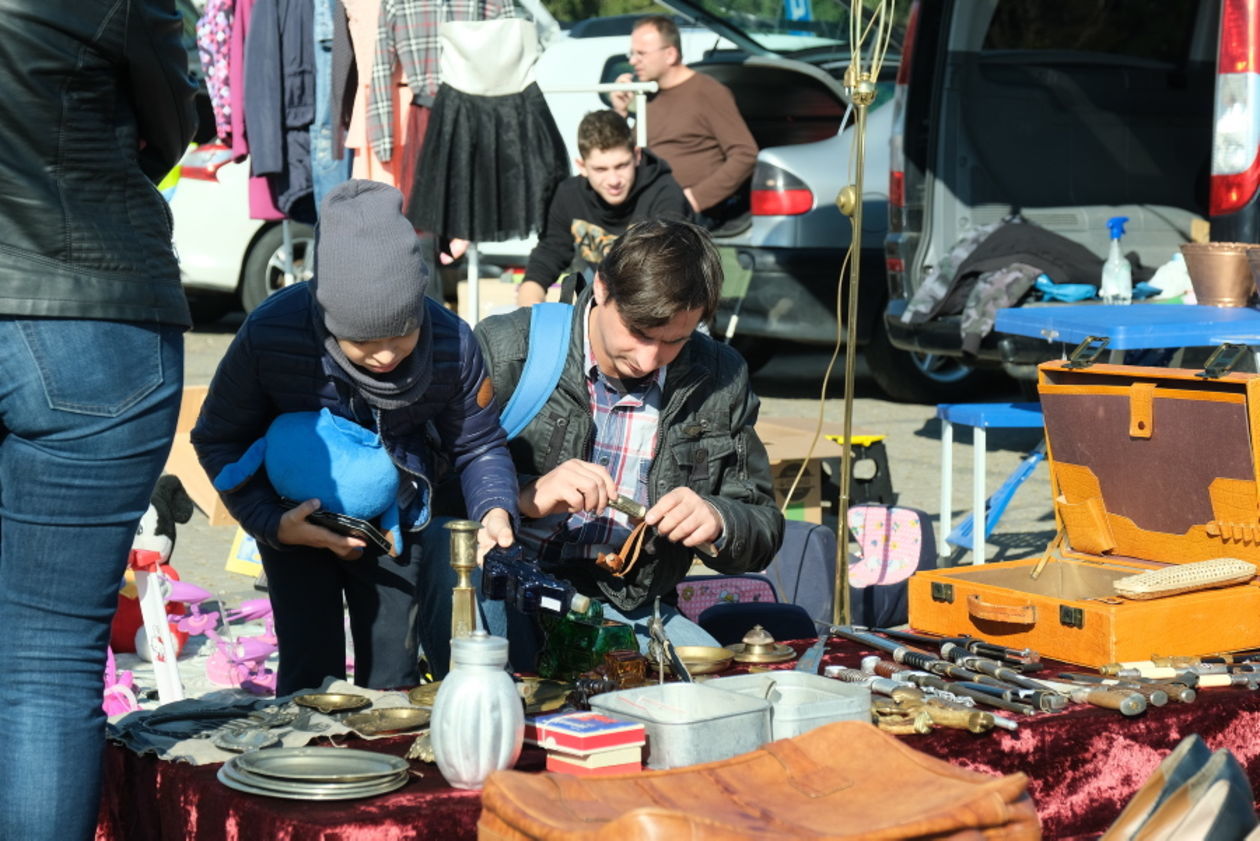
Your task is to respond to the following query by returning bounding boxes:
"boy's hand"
[477,508,514,564]
[520,459,616,518]
[277,498,366,560]
[644,488,723,549]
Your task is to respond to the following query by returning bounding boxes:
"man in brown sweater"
[611,15,757,230]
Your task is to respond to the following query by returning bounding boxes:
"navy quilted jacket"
[191,283,518,548]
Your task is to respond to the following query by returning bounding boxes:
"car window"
[981,0,1198,65]
[676,0,903,57]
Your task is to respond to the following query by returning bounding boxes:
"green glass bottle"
[536,601,638,680]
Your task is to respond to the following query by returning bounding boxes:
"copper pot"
[1181,242,1257,307]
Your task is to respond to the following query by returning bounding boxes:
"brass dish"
[727,642,796,663]
[653,645,735,675]
[407,682,441,708]
[344,706,431,736]
[293,692,372,714]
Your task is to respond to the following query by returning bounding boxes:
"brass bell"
[728,625,795,664]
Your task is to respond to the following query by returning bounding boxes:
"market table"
[94,636,1260,841]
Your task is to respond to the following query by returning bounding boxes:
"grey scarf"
[313,298,434,410]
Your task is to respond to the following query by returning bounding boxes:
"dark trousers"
[260,539,424,695]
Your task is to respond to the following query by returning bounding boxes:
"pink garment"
[342,0,418,199]
[229,0,284,220]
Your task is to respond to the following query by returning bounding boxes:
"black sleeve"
[523,179,581,294]
[127,0,199,182]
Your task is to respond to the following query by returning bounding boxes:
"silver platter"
[232,746,409,782]
[212,728,281,753]
[217,762,408,801]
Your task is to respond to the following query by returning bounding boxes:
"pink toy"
[174,590,279,695]
[102,648,140,716]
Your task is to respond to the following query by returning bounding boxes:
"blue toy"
[212,408,403,556]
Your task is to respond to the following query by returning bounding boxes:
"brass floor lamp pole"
[832,2,894,626]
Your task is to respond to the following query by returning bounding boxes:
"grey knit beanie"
[312,180,429,341]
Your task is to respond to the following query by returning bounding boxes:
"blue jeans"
[0,317,183,841]
[311,0,352,213]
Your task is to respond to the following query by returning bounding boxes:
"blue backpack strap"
[499,302,574,440]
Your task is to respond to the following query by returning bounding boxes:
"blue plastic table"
[936,403,1045,564]
[995,302,1260,349]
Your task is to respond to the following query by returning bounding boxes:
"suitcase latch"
[1196,343,1247,379]
[930,582,954,603]
[1065,335,1109,369]
[1059,605,1084,628]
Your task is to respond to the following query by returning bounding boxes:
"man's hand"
[609,72,634,117]
[516,281,546,307]
[520,459,617,518]
[478,508,515,562]
[644,488,723,549]
[683,187,701,213]
[276,498,366,560]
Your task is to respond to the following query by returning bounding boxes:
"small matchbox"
[525,712,646,754]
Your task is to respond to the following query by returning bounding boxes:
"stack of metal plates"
[217,747,410,800]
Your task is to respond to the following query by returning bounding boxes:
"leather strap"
[595,521,650,578]
[966,594,1036,625]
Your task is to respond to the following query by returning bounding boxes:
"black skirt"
[407,81,569,242]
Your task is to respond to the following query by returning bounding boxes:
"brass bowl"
[344,706,431,736]
[677,645,736,674]
[1182,242,1256,306]
[652,645,736,675]
[293,692,372,714]
[407,683,441,708]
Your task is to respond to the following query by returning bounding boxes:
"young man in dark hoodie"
[516,109,692,306]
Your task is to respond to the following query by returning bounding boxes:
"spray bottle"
[1100,216,1132,305]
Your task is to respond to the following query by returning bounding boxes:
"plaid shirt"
[520,308,665,563]
[367,0,513,162]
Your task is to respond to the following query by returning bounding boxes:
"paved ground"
[172,314,1057,614]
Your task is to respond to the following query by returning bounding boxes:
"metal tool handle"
[1081,687,1147,715]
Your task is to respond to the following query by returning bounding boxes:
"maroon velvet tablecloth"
[94,637,1260,841]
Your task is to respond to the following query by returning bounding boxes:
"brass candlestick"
[446,520,480,660]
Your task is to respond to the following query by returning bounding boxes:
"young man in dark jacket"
[193,180,518,695]
[516,109,692,306]
[476,219,783,657]
[0,2,197,838]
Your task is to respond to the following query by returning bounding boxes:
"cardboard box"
[754,419,852,523]
[164,385,236,527]
[456,277,528,323]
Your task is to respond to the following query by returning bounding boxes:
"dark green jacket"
[474,289,783,611]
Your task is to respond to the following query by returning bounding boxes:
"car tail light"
[1211,0,1260,215]
[750,162,813,216]
[889,2,919,215]
[180,143,234,182]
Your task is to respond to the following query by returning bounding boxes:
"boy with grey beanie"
[193,180,519,694]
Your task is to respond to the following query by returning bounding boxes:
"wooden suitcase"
[908,359,1260,666]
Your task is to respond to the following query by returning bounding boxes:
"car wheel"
[864,327,986,403]
[240,222,316,313]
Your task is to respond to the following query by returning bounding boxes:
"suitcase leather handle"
[966,594,1036,625]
